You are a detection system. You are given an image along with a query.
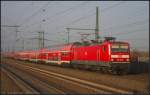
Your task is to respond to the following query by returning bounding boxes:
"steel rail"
[12,62,134,94]
[1,64,66,94]
[1,68,39,94]
[25,67,110,94]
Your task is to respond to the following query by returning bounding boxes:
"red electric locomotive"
[71,37,130,74]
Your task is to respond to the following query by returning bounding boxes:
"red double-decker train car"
[8,37,131,74]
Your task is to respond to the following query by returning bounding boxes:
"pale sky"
[1,1,149,52]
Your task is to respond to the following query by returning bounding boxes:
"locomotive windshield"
[111,44,129,52]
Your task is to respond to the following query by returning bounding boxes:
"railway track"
[2,61,134,94]
[1,63,67,94]
[1,68,39,94]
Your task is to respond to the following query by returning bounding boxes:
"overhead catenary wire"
[108,28,148,36]
[102,19,148,31]
[101,1,126,12]
[45,1,89,23]
[43,1,125,29]
[66,1,147,33]
[52,1,127,35]
[19,1,88,30]
[19,1,125,31]
[65,1,126,27]
[119,38,149,40]
[16,2,37,25]
[38,7,148,38]
[19,1,51,26]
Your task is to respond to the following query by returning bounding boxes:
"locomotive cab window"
[111,44,129,52]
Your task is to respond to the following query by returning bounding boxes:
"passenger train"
[6,37,131,75]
